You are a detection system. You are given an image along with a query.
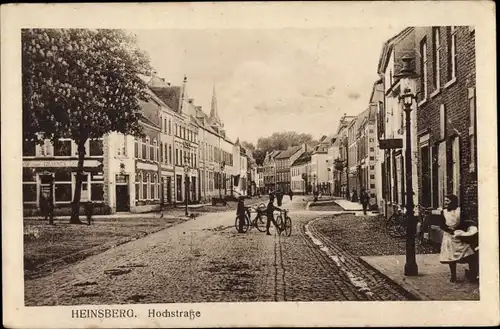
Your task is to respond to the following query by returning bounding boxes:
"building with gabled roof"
[275,144,309,193]
[262,149,282,193]
[290,151,312,194]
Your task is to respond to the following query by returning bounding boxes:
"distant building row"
[23,75,258,214]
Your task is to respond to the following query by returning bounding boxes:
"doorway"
[115,174,130,212]
[166,177,172,204]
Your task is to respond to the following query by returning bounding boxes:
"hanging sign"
[379,139,403,150]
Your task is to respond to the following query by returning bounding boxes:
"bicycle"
[276,209,292,237]
[385,206,406,238]
[234,205,267,233]
[416,205,433,246]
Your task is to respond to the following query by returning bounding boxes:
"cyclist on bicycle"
[236,195,246,233]
[266,193,282,235]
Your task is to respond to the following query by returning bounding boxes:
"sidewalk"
[24,203,212,221]
[334,199,363,211]
[360,254,479,300]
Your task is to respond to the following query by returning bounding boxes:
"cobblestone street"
[25,198,418,305]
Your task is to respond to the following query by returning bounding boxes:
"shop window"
[23,184,37,202]
[90,183,104,201]
[90,172,104,201]
[89,139,103,156]
[54,139,72,156]
[55,184,72,202]
[76,173,89,201]
[23,140,36,156]
[23,168,36,182]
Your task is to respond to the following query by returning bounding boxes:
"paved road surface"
[25,198,413,305]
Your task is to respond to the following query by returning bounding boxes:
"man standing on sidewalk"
[360,187,370,215]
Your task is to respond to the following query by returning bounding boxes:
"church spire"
[210,85,221,125]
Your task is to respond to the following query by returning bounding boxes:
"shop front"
[22,158,106,216]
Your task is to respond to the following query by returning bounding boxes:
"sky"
[133,27,402,144]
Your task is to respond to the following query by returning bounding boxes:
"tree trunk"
[70,140,87,224]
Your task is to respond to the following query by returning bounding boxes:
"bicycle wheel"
[284,216,292,237]
[386,215,399,237]
[275,215,283,235]
[235,215,249,233]
[255,215,267,232]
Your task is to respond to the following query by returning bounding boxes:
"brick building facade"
[415,26,477,221]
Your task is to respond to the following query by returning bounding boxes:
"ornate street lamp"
[184,155,190,217]
[394,54,419,276]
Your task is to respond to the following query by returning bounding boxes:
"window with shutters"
[447,26,457,81]
[420,37,428,99]
[143,173,148,200]
[432,27,441,90]
[437,141,447,206]
[451,137,460,200]
[440,104,446,140]
[420,139,432,207]
[135,173,141,201]
[468,88,477,172]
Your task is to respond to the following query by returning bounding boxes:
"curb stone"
[357,256,422,301]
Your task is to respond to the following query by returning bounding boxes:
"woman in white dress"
[439,194,476,282]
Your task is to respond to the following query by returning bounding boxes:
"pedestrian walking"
[360,187,370,215]
[236,196,246,233]
[351,188,358,203]
[438,194,477,282]
[276,190,283,207]
[288,190,294,201]
[265,193,282,236]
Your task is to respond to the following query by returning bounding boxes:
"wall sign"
[23,159,101,168]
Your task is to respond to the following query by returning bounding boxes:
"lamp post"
[184,155,190,217]
[343,136,349,200]
[394,54,419,276]
[219,161,225,199]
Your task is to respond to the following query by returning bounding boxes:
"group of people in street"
[235,192,284,235]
